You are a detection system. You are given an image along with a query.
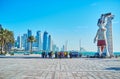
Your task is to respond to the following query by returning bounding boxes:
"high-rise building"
[22,34,27,51]
[65,40,68,51]
[17,35,22,48]
[48,35,52,52]
[14,40,18,48]
[28,29,32,37]
[62,45,65,51]
[36,31,42,51]
[43,31,48,51]
[52,44,59,52]
[0,24,2,30]
[27,29,32,51]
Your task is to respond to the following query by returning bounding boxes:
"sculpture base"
[94,52,112,58]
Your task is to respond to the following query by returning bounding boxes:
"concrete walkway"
[0,58,120,79]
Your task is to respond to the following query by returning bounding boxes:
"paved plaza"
[0,57,120,79]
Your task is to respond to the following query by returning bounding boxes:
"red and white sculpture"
[94,13,114,57]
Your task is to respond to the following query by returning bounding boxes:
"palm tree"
[27,36,36,53]
[0,26,5,54]
[4,29,14,53]
[0,25,14,54]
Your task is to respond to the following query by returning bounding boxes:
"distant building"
[28,29,32,37]
[22,34,27,51]
[0,24,2,30]
[27,29,32,51]
[17,35,22,48]
[36,31,42,51]
[65,41,68,51]
[14,40,18,48]
[62,45,65,51]
[43,31,48,51]
[52,44,59,52]
[48,35,52,52]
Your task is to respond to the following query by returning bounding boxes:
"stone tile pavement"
[0,58,120,79]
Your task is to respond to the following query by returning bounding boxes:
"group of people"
[41,51,53,58]
[41,51,82,58]
[41,51,69,58]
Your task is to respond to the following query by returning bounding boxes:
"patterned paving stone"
[0,58,120,79]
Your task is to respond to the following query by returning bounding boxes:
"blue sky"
[0,0,120,51]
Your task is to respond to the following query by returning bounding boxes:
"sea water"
[81,52,120,56]
[12,51,120,56]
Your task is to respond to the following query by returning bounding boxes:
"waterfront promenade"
[0,57,120,79]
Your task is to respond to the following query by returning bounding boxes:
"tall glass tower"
[28,29,32,37]
[36,31,42,51]
[0,24,2,30]
[27,29,32,51]
[17,35,22,48]
[43,31,48,51]
[22,34,27,51]
[48,35,52,52]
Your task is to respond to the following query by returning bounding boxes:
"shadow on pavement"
[105,67,120,71]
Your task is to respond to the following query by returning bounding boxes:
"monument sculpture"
[94,13,114,57]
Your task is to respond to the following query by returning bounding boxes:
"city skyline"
[14,30,70,52]
[15,30,55,52]
[0,0,120,52]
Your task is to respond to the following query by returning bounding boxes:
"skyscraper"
[22,34,27,51]
[17,35,22,48]
[62,45,65,51]
[65,40,68,51]
[43,31,48,51]
[52,44,59,52]
[0,24,2,30]
[48,35,52,52]
[27,29,32,51]
[36,31,42,51]
[28,29,32,37]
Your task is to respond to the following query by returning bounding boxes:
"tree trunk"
[1,42,4,54]
[1,45,4,54]
[0,44,3,54]
[30,42,32,53]
[5,44,7,54]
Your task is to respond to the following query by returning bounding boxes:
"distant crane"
[65,40,68,51]
[79,39,81,52]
